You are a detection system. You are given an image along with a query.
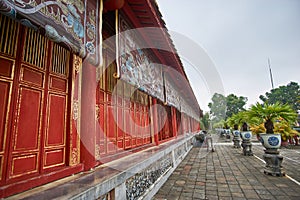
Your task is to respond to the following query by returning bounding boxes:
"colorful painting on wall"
[0,0,99,64]
[119,16,164,102]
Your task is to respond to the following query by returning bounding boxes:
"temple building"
[0,0,201,198]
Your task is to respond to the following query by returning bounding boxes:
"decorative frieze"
[174,144,187,162]
[118,16,199,120]
[165,78,180,110]
[0,0,99,64]
[126,153,173,200]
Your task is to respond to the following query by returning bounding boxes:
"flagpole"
[268,58,274,89]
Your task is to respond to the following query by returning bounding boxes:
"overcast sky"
[157,0,300,112]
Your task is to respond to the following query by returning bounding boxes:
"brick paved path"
[153,139,300,200]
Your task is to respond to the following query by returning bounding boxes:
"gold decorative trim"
[69,54,82,166]
[73,100,79,121]
[114,9,120,79]
[0,155,3,180]
[95,144,100,160]
[44,93,67,147]
[13,87,43,151]
[71,148,78,165]
[96,104,100,120]
[43,148,66,169]
[0,56,15,159]
[99,0,103,67]
[10,154,39,178]
[73,54,82,74]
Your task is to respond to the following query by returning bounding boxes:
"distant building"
[0,0,201,198]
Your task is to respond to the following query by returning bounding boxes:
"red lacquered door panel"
[0,22,72,184]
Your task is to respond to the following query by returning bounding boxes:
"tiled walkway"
[153,137,300,200]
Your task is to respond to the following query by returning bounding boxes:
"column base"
[263,149,285,176]
[241,140,253,156]
[233,136,241,148]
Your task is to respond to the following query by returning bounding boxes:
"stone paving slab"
[153,138,300,200]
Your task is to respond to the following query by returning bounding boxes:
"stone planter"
[260,133,281,149]
[240,131,253,156]
[232,130,241,148]
[240,131,252,140]
[233,130,240,137]
[259,133,285,176]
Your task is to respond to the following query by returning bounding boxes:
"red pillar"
[80,62,97,170]
[172,107,178,138]
[152,98,159,145]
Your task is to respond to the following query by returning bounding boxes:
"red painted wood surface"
[0,17,82,197]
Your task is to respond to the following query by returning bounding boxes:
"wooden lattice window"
[23,28,48,69]
[51,43,70,76]
[0,14,19,57]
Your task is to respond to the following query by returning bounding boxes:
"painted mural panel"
[0,0,99,64]
[165,78,180,110]
[119,16,164,102]
[118,15,199,120]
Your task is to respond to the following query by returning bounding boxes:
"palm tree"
[227,111,248,130]
[247,102,297,134]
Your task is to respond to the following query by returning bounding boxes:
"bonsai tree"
[247,102,297,134]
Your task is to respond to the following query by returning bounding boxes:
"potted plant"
[274,120,299,147]
[227,111,250,136]
[227,113,242,137]
[248,102,297,148]
[227,111,252,154]
[247,102,297,176]
[249,123,265,141]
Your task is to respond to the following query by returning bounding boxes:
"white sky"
[157,0,300,112]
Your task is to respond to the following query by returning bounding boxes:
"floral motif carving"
[71,148,78,165]
[95,104,100,120]
[95,144,100,160]
[73,55,82,74]
[73,100,79,121]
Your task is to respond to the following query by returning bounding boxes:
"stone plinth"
[263,149,285,176]
[241,139,253,156]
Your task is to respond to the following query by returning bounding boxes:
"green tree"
[259,81,300,111]
[226,94,247,118]
[208,93,248,125]
[200,112,210,130]
[208,93,226,123]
